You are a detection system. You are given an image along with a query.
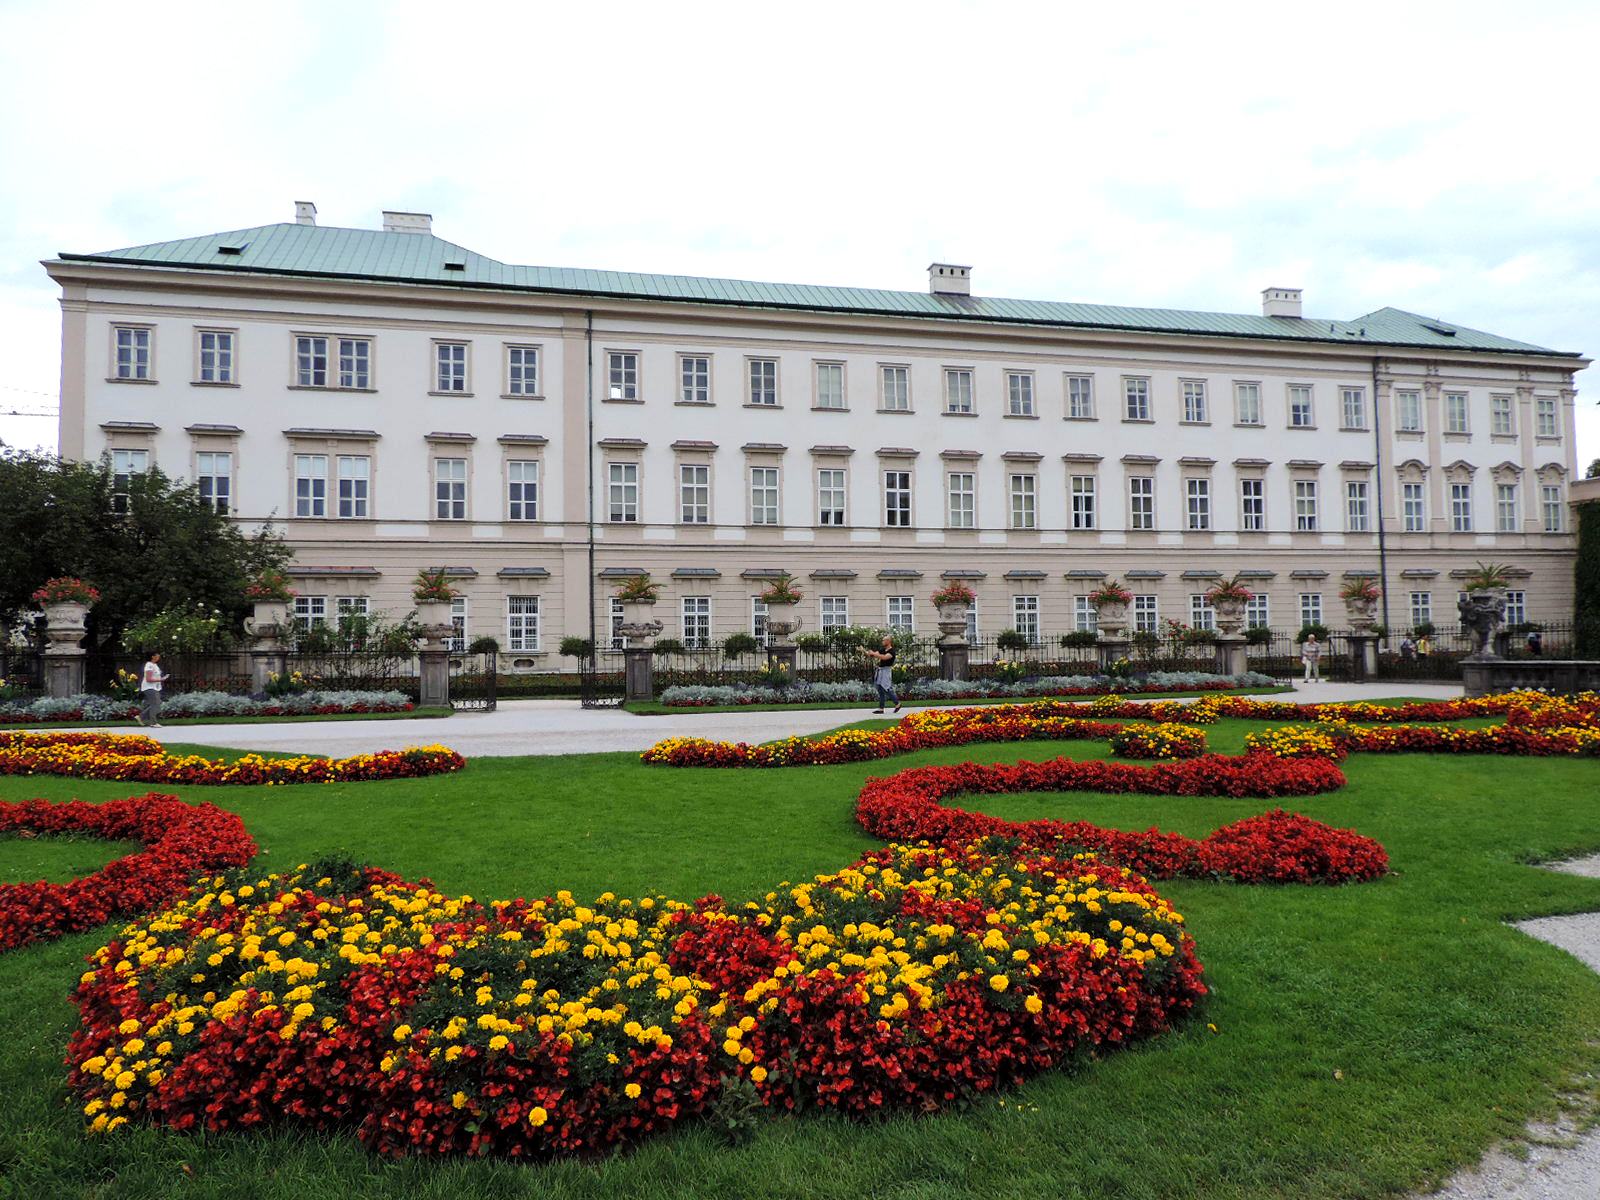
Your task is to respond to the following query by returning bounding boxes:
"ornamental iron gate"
[449,650,498,712]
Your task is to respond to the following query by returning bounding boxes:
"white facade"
[46,211,1588,660]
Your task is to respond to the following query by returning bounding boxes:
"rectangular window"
[1182,379,1207,423]
[886,595,915,633]
[884,470,912,527]
[748,359,778,406]
[337,455,369,519]
[750,466,780,525]
[1536,396,1558,437]
[1009,474,1037,530]
[608,352,639,401]
[1066,375,1094,419]
[1543,484,1564,532]
[608,462,638,523]
[294,453,327,518]
[1346,480,1370,532]
[1007,372,1034,417]
[1402,482,1426,531]
[944,368,974,414]
[293,596,327,630]
[681,597,711,649]
[1128,476,1154,531]
[1133,594,1159,632]
[507,460,538,521]
[1245,593,1270,629]
[435,342,468,393]
[114,326,152,380]
[334,596,370,632]
[296,336,328,387]
[947,472,975,529]
[1342,387,1367,429]
[679,464,710,524]
[1189,594,1216,631]
[609,598,625,650]
[750,598,769,648]
[506,596,540,652]
[1073,595,1098,633]
[1491,394,1514,436]
[1396,390,1423,432]
[506,345,538,396]
[1124,377,1151,421]
[1294,480,1319,531]
[1012,595,1040,644]
[1288,384,1314,427]
[1445,392,1469,434]
[195,451,231,515]
[197,330,233,383]
[1240,478,1265,532]
[1186,478,1211,531]
[1299,593,1324,626]
[820,596,849,633]
[881,365,910,411]
[1408,586,1445,627]
[1235,381,1262,425]
[339,338,371,389]
[434,457,467,520]
[680,355,710,404]
[965,604,979,644]
[1505,590,1527,625]
[449,598,468,653]
[817,468,846,526]
[815,362,845,410]
[1450,482,1473,532]
[1070,475,1096,530]
[1496,483,1518,532]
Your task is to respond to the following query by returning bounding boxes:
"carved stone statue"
[1457,590,1506,658]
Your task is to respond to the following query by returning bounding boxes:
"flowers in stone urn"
[758,573,804,646]
[613,574,665,647]
[1086,579,1133,607]
[614,574,664,604]
[244,569,296,602]
[413,568,461,603]
[1339,576,1381,632]
[929,580,976,609]
[758,572,805,606]
[31,577,100,606]
[929,579,975,644]
[1086,578,1134,639]
[1463,561,1511,592]
[1204,575,1254,637]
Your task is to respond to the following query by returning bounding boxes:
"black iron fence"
[0,647,45,702]
[85,651,252,697]
[284,650,421,699]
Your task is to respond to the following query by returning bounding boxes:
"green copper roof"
[55,222,1576,358]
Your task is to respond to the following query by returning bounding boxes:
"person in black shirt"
[862,635,901,714]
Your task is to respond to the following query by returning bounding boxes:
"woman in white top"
[139,652,168,727]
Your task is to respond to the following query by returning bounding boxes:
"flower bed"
[1109,724,1208,760]
[0,731,465,785]
[659,671,1276,708]
[66,843,1205,1153]
[0,690,414,725]
[1,793,256,952]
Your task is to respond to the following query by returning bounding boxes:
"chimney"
[1261,286,1303,318]
[293,200,317,226]
[382,210,433,235]
[928,262,972,296]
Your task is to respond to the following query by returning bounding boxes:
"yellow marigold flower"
[451,1091,468,1110]
[989,975,1009,993]
[750,1065,768,1084]
[529,1106,549,1127]
[489,1035,509,1051]
[1024,995,1043,1014]
[624,1083,642,1100]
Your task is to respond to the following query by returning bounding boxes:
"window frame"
[1345,479,1370,533]
[1239,477,1265,532]
[1341,386,1367,430]
[1287,383,1315,428]
[1123,376,1152,422]
[1449,481,1473,532]
[433,456,469,521]
[747,357,780,407]
[607,461,640,523]
[749,465,781,525]
[1234,380,1262,426]
[1396,389,1423,433]
[1181,379,1208,424]
[946,471,976,529]
[813,360,846,411]
[816,467,847,526]
[943,367,976,415]
[195,450,232,516]
[1011,595,1040,644]
[195,328,236,385]
[1065,374,1095,420]
[335,454,370,519]
[1444,391,1470,435]
[1401,481,1426,532]
[606,350,640,402]
[681,596,712,649]
[1185,477,1211,531]
[879,364,912,413]
[1070,474,1097,530]
[504,344,541,398]
[1495,482,1518,533]
[111,324,154,382]
[678,354,712,405]
[1128,475,1155,531]
[432,340,470,395]
[506,458,539,522]
[1490,394,1515,436]
[337,337,373,390]
[1009,473,1037,530]
[1535,396,1559,438]
[506,595,541,652]
[1294,479,1319,532]
[679,463,711,525]
[1005,371,1035,417]
[1542,483,1564,532]
[293,453,328,519]
[883,469,913,528]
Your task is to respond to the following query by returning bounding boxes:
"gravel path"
[1425,852,1600,1200]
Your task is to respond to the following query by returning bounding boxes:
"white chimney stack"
[1262,286,1303,318]
[382,210,433,235]
[294,200,317,226]
[928,262,972,296]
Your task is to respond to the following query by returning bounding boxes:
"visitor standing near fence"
[1300,635,1322,683]
[139,652,168,727]
[861,636,901,714]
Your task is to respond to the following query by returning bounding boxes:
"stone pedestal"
[766,643,798,677]
[1097,637,1131,674]
[419,648,450,708]
[623,647,655,702]
[244,601,291,695]
[938,641,970,681]
[1213,635,1248,678]
[1348,633,1378,681]
[42,601,89,699]
[250,649,288,694]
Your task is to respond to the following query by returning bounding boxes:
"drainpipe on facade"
[1372,356,1391,635]
[586,311,596,652]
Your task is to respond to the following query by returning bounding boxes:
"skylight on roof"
[216,244,246,255]
[1421,322,1457,337]
[443,261,466,271]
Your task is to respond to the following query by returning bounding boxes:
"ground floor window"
[506,596,540,652]
[886,595,914,632]
[681,596,711,648]
[820,596,849,633]
[449,597,468,653]
[1073,596,1098,633]
[293,595,327,630]
[1011,595,1039,644]
[1505,590,1527,625]
[1299,593,1323,627]
[1133,594,1159,632]
[751,597,769,647]
[1188,594,1215,631]
[1244,593,1269,628]
[1409,592,1431,629]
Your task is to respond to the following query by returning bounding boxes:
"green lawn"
[625,685,1293,715]
[2,718,1600,1199]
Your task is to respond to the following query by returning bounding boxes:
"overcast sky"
[2,0,1595,465]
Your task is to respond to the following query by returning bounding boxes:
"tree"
[0,449,289,650]
[1576,500,1600,658]
[1587,458,1600,479]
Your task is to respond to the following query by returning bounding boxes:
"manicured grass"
[0,834,141,885]
[1,718,1599,1199]
[626,684,1294,715]
[0,707,453,731]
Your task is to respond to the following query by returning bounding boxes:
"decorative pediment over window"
[1536,462,1569,479]
[1490,460,1522,478]
[1443,459,1476,479]
[1395,458,1428,480]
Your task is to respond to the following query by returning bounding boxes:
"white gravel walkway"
[114,680,1465,759]
[1425,851,1600,1200]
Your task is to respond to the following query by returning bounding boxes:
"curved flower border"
[0,793,257,952]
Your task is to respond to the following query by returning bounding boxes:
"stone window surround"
[742,442,786,527]
[501,341,544,400]
[191,325,240,387]
[499,433,548,522]
[107,322,156,384]
[286,330,381,393]
[282,428,380,520]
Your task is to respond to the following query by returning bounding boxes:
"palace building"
[45,203,1588,663]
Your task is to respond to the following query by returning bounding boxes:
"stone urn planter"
[935,601,970,643]
[1458,588,1508,658]
[42,601,89,654]
[764,600,801,646]
[1342,595,1378,632]
[617,598,663,649]
[1211,597,1248,637]
[1092,599,1130,639]
[244,600,292,646]
[415,599,455,649]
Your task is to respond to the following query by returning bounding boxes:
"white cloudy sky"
[1,0,1595,462]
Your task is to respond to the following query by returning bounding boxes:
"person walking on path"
[139,652,168,727]
[861,635,901,714]
[1300,634,1323,683]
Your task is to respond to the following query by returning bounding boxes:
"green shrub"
[722,632,759,658]
[559,636,593,659]
[120,605,233,653]
[1296,623,1331,643]
[1244,625,1273,645]
[995,629,1031,652]
[467,635,500,655]
[1059,630,1099,649]
[652,638,685,656]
